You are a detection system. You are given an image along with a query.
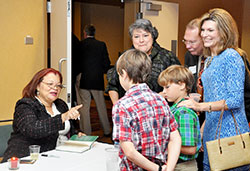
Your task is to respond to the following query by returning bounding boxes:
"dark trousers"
[197,112,205,171]
[196,151,204,171]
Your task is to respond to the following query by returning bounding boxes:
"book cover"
[56,135,98,153]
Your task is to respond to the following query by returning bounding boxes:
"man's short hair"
[158,65,194,94]
[116,49,152,84]
[186,18,201,30]
[84,24,95,36]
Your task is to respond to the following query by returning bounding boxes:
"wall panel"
[0,0,46,122]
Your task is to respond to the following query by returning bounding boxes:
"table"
[0,142,117,171]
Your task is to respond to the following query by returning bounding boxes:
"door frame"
[50,0,72,107]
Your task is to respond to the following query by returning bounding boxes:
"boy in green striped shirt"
[158,65,201,171]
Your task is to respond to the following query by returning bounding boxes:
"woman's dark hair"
[129,19,158,41]
[22,68,63,98]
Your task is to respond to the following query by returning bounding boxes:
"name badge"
[189,65,197,74]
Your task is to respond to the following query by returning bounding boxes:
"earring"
[36,90,40,95]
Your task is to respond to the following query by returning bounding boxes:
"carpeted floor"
[90,100,113,132]
[91,98,113,144]
[73,98,113,144]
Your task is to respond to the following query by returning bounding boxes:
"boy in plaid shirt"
[158,65,201,171]
[112,49,181,171]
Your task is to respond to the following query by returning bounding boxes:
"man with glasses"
[183,18,204,93]
[183,18,204,171]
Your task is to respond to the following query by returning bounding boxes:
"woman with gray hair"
[106,19,180,104]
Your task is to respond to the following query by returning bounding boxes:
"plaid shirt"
[112,83,178,171]
[170,99,201,161]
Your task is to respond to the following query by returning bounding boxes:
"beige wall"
[0,0,47,122]
[142,1,179,55]
[80,3,124,65]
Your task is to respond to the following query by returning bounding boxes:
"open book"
[56,135,99,153]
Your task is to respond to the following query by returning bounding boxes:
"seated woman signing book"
[2,68,85,163]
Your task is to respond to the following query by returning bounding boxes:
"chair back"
[0,123,13,157]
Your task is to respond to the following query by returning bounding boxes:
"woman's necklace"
[205,56,214,68]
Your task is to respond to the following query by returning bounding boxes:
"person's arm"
[61,104,83,123]
[105,66,122,103]
[199,120,206,152]
[200,120,206,139]
[177,109,199,155]
[165,130,182,171]
[102,42,111,74]
[14,99,65,139]
[109,90,119,104]
[120,140,159,171]
[178,99,227,112]
[77,132,86,137]
[181,146,197,155]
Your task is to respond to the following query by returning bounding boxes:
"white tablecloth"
[0,142,116,171]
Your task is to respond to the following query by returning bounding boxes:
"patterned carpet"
[90,102,113,131]
[90,99,113,144]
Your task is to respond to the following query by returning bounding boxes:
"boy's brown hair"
[158,65,194,94]
[116,49,152,84]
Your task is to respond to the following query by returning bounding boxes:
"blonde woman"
[178,8,250,171]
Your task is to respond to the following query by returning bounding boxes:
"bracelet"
[208,103,212,113]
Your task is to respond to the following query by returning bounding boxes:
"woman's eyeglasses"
[42,82,64,89]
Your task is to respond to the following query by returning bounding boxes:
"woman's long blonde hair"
[200,8,247,60]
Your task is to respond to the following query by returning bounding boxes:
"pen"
[41,154,60,158]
